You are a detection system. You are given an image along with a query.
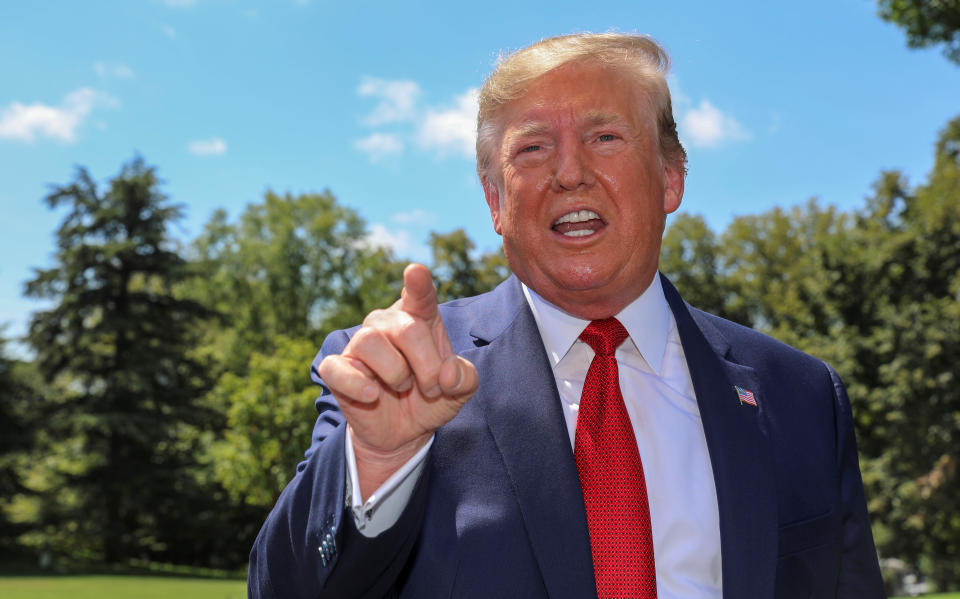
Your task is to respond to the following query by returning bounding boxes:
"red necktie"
[575,318,657,598]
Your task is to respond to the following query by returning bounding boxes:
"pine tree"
[24,157,214,563]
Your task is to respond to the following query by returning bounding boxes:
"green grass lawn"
[0,576,246,599]
[0,575,956,598]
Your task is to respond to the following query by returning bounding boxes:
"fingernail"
[362,384,378,401]
[453,365,463,389]
[425,385,441,398]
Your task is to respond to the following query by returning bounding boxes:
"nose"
[552,137,596,191]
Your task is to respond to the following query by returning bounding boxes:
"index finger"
[400,263,439,321]
[399,263,454,362]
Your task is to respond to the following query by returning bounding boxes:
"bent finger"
[346,327,415,393]
[318,354,380,403]
[438,355,479,401]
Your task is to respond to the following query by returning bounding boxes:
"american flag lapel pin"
[735,385,758,407]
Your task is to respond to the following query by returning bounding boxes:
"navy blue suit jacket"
[248,274,885,598]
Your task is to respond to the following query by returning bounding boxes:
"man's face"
[483,61,684,319]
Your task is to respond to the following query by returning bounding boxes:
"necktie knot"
[579,317,629,357]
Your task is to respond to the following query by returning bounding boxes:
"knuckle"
[395,315,422,339]
[417,361,442,383]
[380,363,411,386]
[349,326,385,351]
[361,308,389,327]
[317,354,341,380]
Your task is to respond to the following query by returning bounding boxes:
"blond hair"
[476,32,686,182]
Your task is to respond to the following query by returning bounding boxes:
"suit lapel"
[460,277,597,599]
[661,275,778,598]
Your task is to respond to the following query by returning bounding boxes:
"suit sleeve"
[826,364,886,597]
[247,328,430,598]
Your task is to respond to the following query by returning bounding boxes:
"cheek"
[595,169,622,195]
[504,165,553,199]
[598,161,659,197]
[531,171,553,194]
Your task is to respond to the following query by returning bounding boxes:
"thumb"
[400,263,439,321]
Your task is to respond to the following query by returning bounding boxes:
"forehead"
[498,61,655,135]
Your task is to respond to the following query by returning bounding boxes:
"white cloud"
[357,77,421,125]
[160,0,196,7]
[354,133,403,162]
[417,88,478,157]
[0,88,118,143]
[94,61,134,79]
[392,209,435,225]
[161,24,177,38]
[366,224,412,255]
[187,137,228,156]
[679,99,751,148]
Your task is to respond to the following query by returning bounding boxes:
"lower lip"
[551,223,605,241]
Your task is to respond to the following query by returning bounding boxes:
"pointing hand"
[318,263,478,498]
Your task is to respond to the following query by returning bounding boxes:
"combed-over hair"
[476,32,687,182]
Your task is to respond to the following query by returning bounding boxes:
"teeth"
[553,210,600,226]
[563,229,593,237]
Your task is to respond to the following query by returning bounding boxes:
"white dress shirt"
[345,275,722,598]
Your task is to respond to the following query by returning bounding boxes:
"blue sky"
[2,0,959,351]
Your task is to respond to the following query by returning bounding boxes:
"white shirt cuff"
[344,428,433,538]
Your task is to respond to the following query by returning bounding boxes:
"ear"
[662,162,685,214]
[482,177,504,235]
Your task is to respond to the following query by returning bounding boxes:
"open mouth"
[552,209,605,237]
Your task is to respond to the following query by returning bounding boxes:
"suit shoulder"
[689,306,829,374]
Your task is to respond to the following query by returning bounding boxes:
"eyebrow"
[509,111,631,140]
[510,121,552,139]
[583,110,630,129]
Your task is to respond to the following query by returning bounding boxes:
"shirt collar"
[521,273,672,376]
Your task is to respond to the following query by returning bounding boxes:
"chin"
[549,264,614,292]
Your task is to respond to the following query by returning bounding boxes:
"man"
[249,33,885,598]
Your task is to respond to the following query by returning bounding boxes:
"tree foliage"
[878,0,960,64]
[0,336,40,557]
[181,191,407,509]
[207,336,321,507]
[22,158,217,564]
[182,190,405,370]
[855,117,960,587]
[429,228,510,303]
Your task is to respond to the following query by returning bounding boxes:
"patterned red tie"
[575,318,657,598]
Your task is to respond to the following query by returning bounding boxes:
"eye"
[596,134,618,142]
[520,144,541,153]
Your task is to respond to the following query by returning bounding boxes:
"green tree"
[23,158,215,564]
[429,228,510,303]
[0,335,38,558]
[719,199,856,344]
[878,0,960,64]
[183,190,405,370]
[852,117,960,588]
[660,214,748,323]
[186,191,407,511]
[207,336,321,507]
